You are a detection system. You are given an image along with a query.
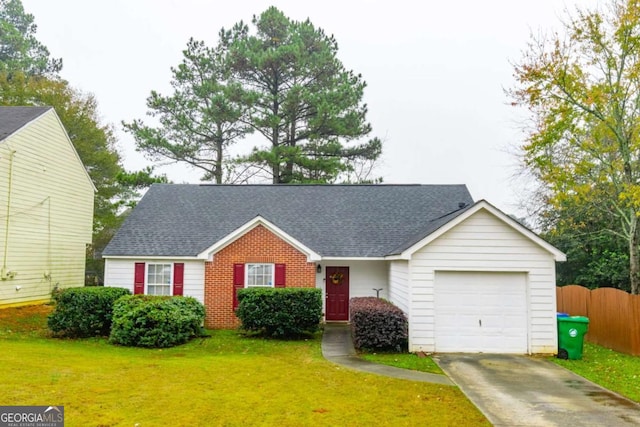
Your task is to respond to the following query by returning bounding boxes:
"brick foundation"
[204,225,316,328]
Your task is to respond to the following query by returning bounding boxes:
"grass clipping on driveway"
[361,352,444,374]
[552,342,640,403]
[0,305,489,426]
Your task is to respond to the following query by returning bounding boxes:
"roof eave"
[103,255,202,260]
[384,254,408,261]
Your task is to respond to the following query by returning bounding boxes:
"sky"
[21,0,600,216]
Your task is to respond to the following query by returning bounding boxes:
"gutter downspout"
[2,149,16,278]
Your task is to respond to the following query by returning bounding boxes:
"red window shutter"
[134,263,145,295]
[274,263,286,288]
[233,263,245,310]
[173,263,184,296]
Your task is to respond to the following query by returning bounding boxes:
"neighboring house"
[0,107,95,307]
[103,184,566,354]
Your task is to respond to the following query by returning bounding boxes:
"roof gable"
[103,184,475,258]
[0,106,96,192]
[0,106,51,142]
[197,216,321,261]
[394,200,566,261]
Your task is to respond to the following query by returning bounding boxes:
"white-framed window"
[147,263,172,295]
[246,263,274,287]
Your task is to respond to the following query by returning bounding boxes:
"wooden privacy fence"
[556,285,640,356]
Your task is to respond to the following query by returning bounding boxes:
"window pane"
[246,263,273,287]
[247,265,256,286]
[147,264,155,283]
[147,264,172,294]
[148,284,170,296]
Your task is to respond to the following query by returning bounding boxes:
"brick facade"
[204,225,316,328]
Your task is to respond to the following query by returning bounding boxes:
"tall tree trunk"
[215,129,223,184]
[271,89,281,183]
[272,140,280,184]
[283,120,296,183]
[630,214,640,295]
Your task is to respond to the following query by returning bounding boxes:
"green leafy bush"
[48,286,131,337]
[236,288,322,338]
[109,295,205,348]
[350,297,408,352]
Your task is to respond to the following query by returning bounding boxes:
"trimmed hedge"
[350,297,408,352]
[48,286,131,337]
[109,295,205,348]
[236,288,322,338]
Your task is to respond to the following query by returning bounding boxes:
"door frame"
[325,266,350,321]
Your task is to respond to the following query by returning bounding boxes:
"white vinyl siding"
[389,260,409,314]
[408,209,558,354]
[0,110,94,306]
[104,259,205,303]
[348,261,388,299]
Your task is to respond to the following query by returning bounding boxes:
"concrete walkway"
[321,323,453,385]
[435,353,640,427]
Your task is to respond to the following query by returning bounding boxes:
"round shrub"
[350,297,408,352]
[48,286,131,337]
[109,295,205,348]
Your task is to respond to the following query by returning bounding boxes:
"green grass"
[360,352,444,374]
[0,306,489,426]
[552,341,640,403]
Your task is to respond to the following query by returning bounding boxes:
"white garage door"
[434,272,528,353]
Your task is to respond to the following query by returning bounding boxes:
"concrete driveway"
[435,354,640,427]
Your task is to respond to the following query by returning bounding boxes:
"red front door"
[326,266,349,321]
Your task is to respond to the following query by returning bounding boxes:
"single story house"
[103,184,565,354]
[0,107,95,307]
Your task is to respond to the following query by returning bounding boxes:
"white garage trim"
[394,200,566,262]
[434,271,528,353]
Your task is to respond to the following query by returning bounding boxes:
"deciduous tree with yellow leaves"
[511,0,640,294]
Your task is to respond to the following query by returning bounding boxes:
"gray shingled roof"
[103,184,474,258]
[0,106,52,142]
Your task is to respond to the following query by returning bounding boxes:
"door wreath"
[330,272,344,285]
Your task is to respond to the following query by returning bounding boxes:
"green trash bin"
[557,315,589,360]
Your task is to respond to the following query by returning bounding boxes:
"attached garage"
[434,272,527,353]
[388,201,566,355]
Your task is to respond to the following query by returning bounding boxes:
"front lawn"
[0,305,489,426]
[552,341,640,403]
